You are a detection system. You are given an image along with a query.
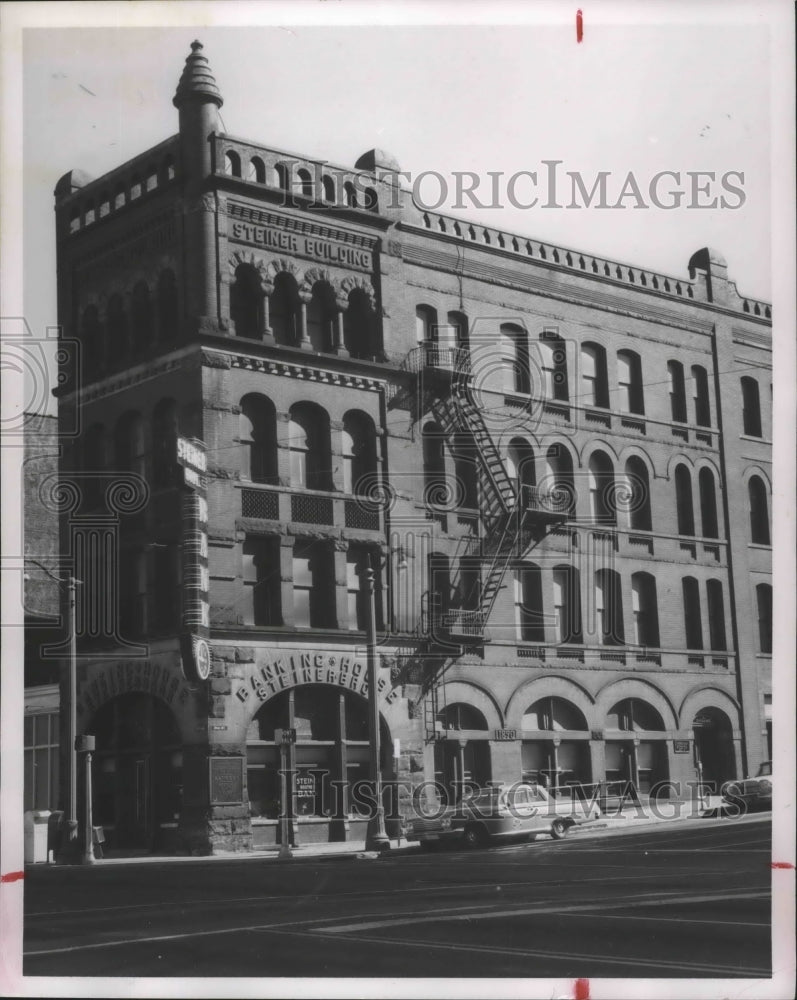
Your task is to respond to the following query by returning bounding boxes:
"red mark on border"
[0,871,24,883]
[574,979,590,1000]
[576,10,584,44]
[771,861,795,870]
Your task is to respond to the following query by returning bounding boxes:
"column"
[279,536,296,627]
[333,306,350,358]
[261,285,275,344]
[333,540,350,631]
[297,294,311,349]
[330,691,349,841]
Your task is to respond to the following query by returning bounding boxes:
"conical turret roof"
[173,40,223,108]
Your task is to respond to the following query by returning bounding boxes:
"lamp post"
[26,560,85,864]
[362,555,390,852]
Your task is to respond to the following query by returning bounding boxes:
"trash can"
[24,810,52,864]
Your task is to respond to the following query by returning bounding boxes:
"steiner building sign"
[230,222,373,271]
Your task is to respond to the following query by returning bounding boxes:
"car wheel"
[463,824,490,849]
[550,818,572,840]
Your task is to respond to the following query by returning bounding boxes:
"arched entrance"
[605,698,668,795]
[90,693,182,850]
[434,702,492,803]
[693,708,736,790]
[520,696,591,791]
[245,685,391,842]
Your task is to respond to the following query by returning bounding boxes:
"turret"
[173,40,223,190]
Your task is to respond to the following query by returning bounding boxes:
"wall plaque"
[209,756,244,805]
[673,740,691,754]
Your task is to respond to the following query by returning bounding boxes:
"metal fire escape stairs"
[397,344,569,742]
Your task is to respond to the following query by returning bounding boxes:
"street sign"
[274,728,297,745]
[177,436,207,473]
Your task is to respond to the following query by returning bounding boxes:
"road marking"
[296,929,770,977]
[555,912,770,929]
[316,888,769,934]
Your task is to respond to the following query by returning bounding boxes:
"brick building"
[52,42,772,854]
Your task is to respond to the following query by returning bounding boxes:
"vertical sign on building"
[177,437,211,682]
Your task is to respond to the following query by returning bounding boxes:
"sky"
[17,10,776,423]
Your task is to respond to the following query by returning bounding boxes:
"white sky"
[20,12,774,400]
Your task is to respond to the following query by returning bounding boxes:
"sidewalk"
[31,797,740,868]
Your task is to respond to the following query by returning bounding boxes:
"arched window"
[415,304,437,344]
[224,150,241,177]
[151,398,179,489]
[240,394,277,484]
[581,342,609,407]
[247,157,266,183]
[544,444,575,516]
[131,281,154,352]
[275,163,290,191]
[106,294,129,360]
[668,361,687,422]
[624,456,651,531]
[741,377,762,437]
[452,432,479,510]
[674,465,695,536]
[157,270,179,343]
[343,288,373,359]
[617,350,644,414]
[706,579,727,650]
[588,451,616,524]
[515,564,544,642]
[84,200,96,225]
[159,155,176,185]
[523,697,587,732]
[343,181,357,207]
[321,174,336,202]
[698,467,719,539]
[288,404,331,491]
[606,699,664,732]
[145,164,158,191]
[552,565,582,644]
[756,583,772,654]
[98,190,110,218]
[538,332,569,401]
[113,184,126,211]
[306,281,336,352]
[447,311,469,350]
[82,306,104,377]
[748,476,770,545]
[129,175,142,201]
[595,569,624,645]
[631,572,659,647]
[114,411,146,477]
[691,365,711,426]
[297,168,313,198]
[501,323,530,394]
[682,577,703,649]
[507,438,536,505]
[231,263,263,340]
[438,703,488,732]
[270,271,300,346]
[422,422,447,508]
[342,411,377,495]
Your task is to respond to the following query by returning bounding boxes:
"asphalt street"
[23,814,771,979]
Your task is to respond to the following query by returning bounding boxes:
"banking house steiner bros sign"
[177,436,211,683]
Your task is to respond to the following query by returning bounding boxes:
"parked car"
[722,760,773,812]
[405,783,601,849]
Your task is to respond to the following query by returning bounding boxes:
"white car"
[405,783,601,849]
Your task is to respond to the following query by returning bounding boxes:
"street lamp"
[26,559,90,864]
[361,553,390,853]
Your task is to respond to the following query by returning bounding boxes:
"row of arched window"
[510,564,731,652]
[417,305,767,436]
[422,429,772,543]
[239,395,378,494]
[69,154,176,233]
[231,266,378,359]
[222,151,378,211]
[79,270,179,377]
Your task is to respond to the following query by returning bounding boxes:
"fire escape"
[397,343,570,740]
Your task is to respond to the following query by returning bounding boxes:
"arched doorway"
[693,708,736,790]
[245,685,391,842]
[520,696,591,791]
[605,698,668,795]
[90,693,182,850]
[434,702,491,803]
